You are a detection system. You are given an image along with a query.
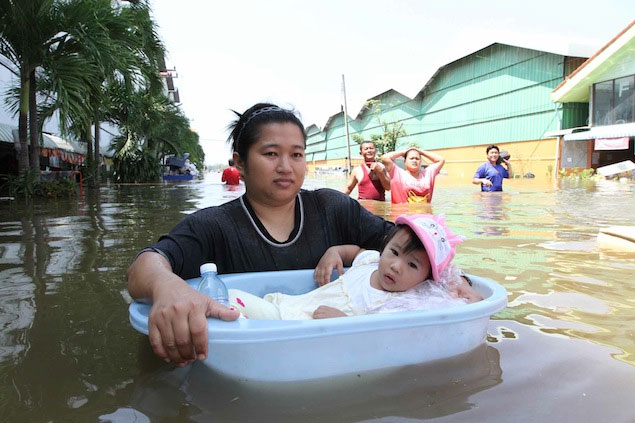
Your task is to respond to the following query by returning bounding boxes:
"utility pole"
[342,74,352,174]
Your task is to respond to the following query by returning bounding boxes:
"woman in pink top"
[381,147,445,203]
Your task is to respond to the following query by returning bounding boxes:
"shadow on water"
[124,343,501,423]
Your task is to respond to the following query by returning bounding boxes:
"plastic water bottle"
[198,263,229,306]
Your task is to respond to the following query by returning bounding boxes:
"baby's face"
[374,230,431,292]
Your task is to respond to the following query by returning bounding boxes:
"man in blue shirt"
[472,145,513,192]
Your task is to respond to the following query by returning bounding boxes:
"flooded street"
[0,173,634,422]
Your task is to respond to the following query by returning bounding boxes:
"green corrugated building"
[306,42,590,181]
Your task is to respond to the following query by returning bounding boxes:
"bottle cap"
[200,263,218,275]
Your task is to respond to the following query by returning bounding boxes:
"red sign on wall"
[594,137,630,150]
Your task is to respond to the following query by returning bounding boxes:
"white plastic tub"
[129,270,507,381]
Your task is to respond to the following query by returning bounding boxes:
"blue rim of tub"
[129,271,508,343]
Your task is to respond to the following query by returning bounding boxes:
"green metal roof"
[0,123,17,143]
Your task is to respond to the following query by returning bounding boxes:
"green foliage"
[1,170,39,197]
[579,168,596,179]
[108,87,204,172]
[351,134,364,145]
[0,0,201,183]
[558,168,596,180]
[371,121,407,155]
[0,0,167,177]
[112,148,161,183]
[1,170,78,198]
[353,99,408,155]
[35,177,78,197]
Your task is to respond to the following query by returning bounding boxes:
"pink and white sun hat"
[394,214,465,282]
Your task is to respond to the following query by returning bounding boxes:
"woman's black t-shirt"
[148,188,394,279]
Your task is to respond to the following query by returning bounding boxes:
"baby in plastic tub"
[229,214,482,320]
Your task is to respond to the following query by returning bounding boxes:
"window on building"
[593,81,613,125]
[592,75,635,126]
[614,76,633,124]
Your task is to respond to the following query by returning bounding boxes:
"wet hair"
[228,159,234,166]
[486,145,500,154]
[226,103,306,163]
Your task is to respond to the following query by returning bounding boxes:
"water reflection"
[0,174,634,421]
[472,192,510,236]
[128,344,501,422]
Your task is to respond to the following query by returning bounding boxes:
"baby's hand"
[312,305,348,319]
[314,246,345,286]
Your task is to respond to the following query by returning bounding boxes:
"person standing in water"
[221,159,240,185]
[127,103,393,366]
[381,147,445,203]
[344,140,391,201]
[472,145,512,192]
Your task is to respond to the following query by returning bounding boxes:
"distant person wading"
[221,159,240,185]
[344,141,390,201]
[381,147,445,204]
[472,145,512,192]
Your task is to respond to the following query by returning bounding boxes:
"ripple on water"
[1,174,635,421]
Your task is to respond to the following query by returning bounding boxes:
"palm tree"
[0,0,102,174]
[78,0,164,185]
[1,0,201,184]
[0,0,164,179]
[109,85,203,183]
[1,0,53,174]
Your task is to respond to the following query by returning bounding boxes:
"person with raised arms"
[381,147,445,203]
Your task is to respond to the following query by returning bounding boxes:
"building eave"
[552,20,635,103]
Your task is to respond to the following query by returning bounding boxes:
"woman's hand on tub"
[148,280,240,366]
[312,305,348,319]
[314,245,362,286]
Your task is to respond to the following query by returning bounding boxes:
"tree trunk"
[85,126,94,188]
[94,119,100,185]
[29,70,40,177]
[18,68,30,174]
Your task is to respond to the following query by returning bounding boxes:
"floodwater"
[0,172,634,422]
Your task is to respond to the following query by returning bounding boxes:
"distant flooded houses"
[0,122,89,174]
[306,20,635,182]
[550,20,635,176]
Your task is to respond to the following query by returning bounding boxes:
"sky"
[150,1,633,165]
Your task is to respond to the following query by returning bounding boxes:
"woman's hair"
[227,103,306,162]
[404,148,420,160]
[486,144,499,154]
[380,224,424,255]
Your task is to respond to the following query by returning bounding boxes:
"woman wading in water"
[127,103,394,366]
